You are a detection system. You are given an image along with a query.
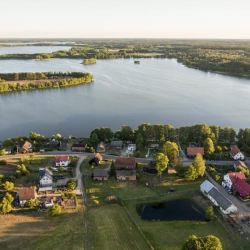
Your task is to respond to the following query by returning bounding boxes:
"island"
[82,58,97,65]
[0,72,94,94]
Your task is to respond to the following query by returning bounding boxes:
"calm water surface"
[0,57,250,139]
[0,46,71,55]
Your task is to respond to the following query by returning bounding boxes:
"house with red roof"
[55,155,70,167]
[17,186,37,206]
[186,146,204,158]
[222,172,250,199]
[230,145,244,160]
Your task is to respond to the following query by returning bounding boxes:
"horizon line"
[0,37,250,41]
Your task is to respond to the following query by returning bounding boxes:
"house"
[116,170,136,181]
[148,143,160,149]
[39,168,53,192]
[200,180,237,214]
[234,160,248,170]
[187,146,204,157]
[223,172,250,199]
[231,177,250,199]
[222,172,246,191]
[93,169,109,181]
[109,140,123,150]
[55,156,70,167]
[97,142,106,153]
[17,186,37,206]
[4,147,13,155]
[114,157,136,170]
[115,157,136,181]
[127,144,136,152]
[71,144,85,152]
[230,145,244,160]
[21,141,32,153]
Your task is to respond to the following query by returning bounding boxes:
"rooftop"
[187,147,204,156]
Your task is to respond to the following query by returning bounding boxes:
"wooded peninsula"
[0,39,249,79]
[0,72,94,93]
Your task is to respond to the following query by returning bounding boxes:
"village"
[0,125,250,249]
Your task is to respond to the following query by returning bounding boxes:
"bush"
[3,181,14,191]
[66,179,77,190]
[49,203,62,216]
[205,206,215,221]
[25,199,39,208]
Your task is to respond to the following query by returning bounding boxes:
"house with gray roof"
[200,180,237,215]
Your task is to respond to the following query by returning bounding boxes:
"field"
[82,159,250,250]
[0,203,84,250]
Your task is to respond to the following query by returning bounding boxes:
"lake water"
[0,46,71,55]
[0,56,250,139]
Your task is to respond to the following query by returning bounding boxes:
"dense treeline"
[89,123,237,148]
[0,72,93,93]
[0,72,90,81]
[87,123,250,159]
[0,40,249,78]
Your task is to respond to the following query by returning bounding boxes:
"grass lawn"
[125,196,249,250]
[87,204,150,250]
[0,202,84,250]
[82,158,250,250]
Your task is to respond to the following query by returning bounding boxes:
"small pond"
[138,199,205,221]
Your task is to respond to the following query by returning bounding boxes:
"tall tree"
[192,153,206,177]
[89,132,98,147]
[136,132,144,150]
[154,153,169,177]
[185,165,197,181]
[162,141,179,166]
[204,137,215,155]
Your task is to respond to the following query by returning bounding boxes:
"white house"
[222,174,233,191]
[55,156,70,167]
[230,145,244,161]
[39,168,53,192]
[200,180,237,215]
[127,144,136,153]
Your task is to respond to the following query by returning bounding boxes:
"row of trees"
[88,123,247,156]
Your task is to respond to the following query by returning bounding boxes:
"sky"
[0,0,249,39]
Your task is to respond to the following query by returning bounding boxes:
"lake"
[0,56,250,139]
[0,46,71,55]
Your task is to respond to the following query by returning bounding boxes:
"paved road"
[75,156,86,195]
